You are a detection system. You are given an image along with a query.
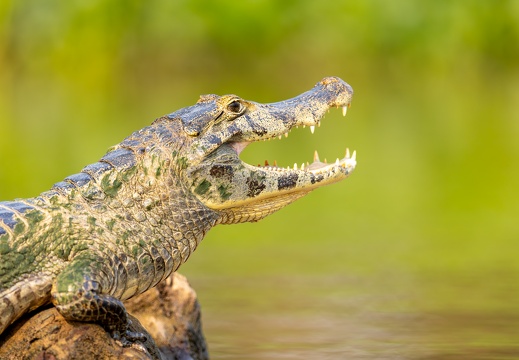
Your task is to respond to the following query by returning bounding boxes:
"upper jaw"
[233,76,353,142]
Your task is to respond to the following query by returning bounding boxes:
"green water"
[181,210,519,359]
[188,272,519,359]
[1,1,519,358]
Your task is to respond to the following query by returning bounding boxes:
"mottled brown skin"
[0,77,356,345]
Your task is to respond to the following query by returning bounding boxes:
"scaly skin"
[0,77,356,344]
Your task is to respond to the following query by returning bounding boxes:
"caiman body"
[0,77,356,343]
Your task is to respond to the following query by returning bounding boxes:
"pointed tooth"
[342,106,347,116]
[273,160,278,167]
[265,160,269,166]
[310,125,315,134]
[303,125,306,128]
[301,163,305,170]
[352,150,356,161]
[293,163,298,170]
[324,158,327,164]
[346,148,350,159]
[317,122,321,127]
[335,158,340,167]
[284,132,289,138]
[313,150,320,162]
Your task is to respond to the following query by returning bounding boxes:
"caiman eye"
[227,100,243,114]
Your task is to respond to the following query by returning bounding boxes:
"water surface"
[184,260,519,359]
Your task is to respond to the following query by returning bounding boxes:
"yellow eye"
[227,100,243,113]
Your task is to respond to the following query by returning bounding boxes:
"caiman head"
[168,76,356,224]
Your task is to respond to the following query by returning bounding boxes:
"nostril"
[317,77,353,96]
[320,76,341,85]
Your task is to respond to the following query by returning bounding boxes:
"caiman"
[0,76,356,345]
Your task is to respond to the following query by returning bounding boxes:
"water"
[184,270,519,359]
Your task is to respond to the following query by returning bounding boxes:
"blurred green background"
[1,1,519,358]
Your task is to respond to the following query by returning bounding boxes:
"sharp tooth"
[278,135,282,140]
[284,132,289,138]
[317,122,321,127]
[346,148,350,159]
[342,106,347,116]
[310,125,315,134]
[301,163,305,170]
[273,160,278,167]
[324,158,328,163]
[335,158,340,167]
[293,163,298,170]
[313,150,320,162]
[352,150,357,161]
[303,125,306,128]
[265,160,269,166]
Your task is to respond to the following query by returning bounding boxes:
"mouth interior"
[229,106,356,174]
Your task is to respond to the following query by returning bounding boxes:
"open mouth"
[229,105,356,177]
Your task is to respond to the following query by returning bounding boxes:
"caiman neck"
[37,134,220,265]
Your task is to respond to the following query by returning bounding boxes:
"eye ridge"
[227,100,243,114]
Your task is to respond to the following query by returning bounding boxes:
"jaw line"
[219,142,356,215]
[202,145,356,213]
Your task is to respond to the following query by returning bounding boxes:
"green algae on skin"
[195,180,211,195]
[101,174,123,197]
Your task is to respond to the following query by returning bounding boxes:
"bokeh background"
[1,1,518,358]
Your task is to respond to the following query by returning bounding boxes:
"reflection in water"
[187,272,519,359]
